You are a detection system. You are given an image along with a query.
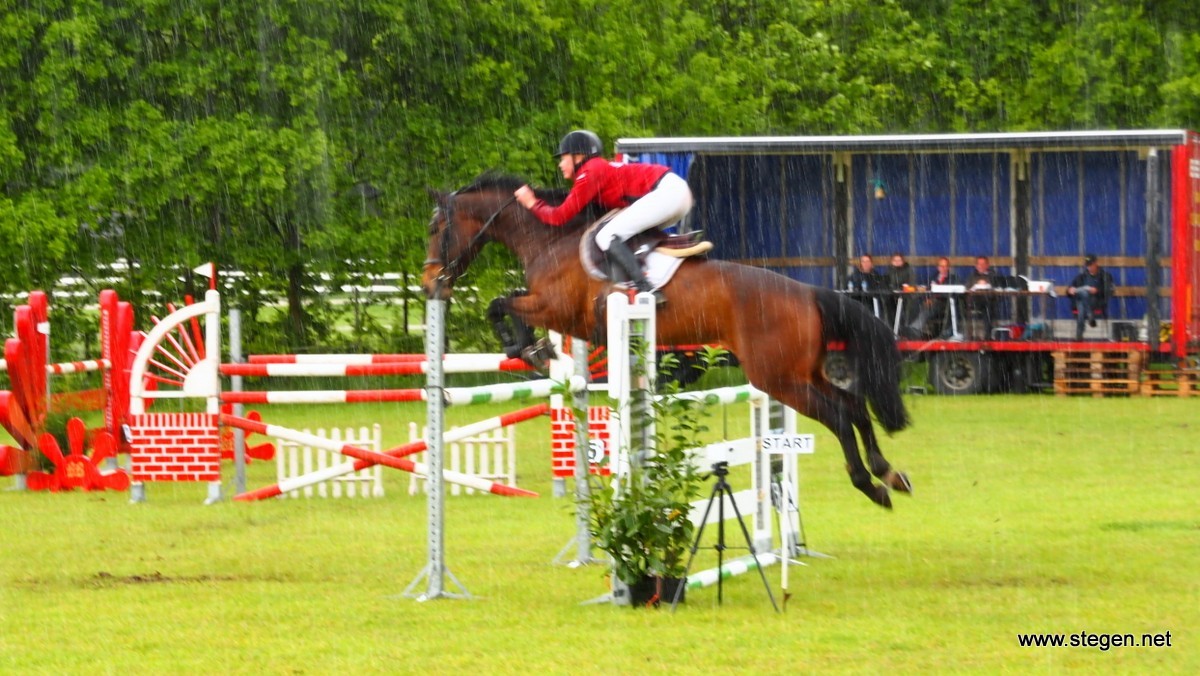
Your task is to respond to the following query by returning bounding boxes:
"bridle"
[425,192,516,291]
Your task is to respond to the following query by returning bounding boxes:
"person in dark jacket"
[847,254,887,292]
[964,255,1001,338]
[910,256,959,338]
[1067,254,1115,340]
[885,253,915,290]
[846,254,888,321]
[886,253,917,332]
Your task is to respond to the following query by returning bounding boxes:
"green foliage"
[2,0,1198,349]
[586,348,730,585]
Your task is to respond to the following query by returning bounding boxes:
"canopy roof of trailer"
[616,129,1192,155]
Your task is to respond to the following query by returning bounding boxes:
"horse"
[422,173,912,508]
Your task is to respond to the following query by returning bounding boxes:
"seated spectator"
[847,254,886,292]
[965,255,999,290]
[886,253,917,334]
[909,256,959,338]
[885,252,915,290]
[964,255,1001,338]
[846,254,888,321]
[1067,253,1115,340]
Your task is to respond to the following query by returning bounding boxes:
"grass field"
[1,390,1196,674]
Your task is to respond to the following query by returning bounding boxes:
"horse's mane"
[459,171,602,229]
[462,172,568,204]
[460,170,573,205]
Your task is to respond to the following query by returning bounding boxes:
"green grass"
[1,394,1196,674]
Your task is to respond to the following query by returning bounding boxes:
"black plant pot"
[628,575,686,608]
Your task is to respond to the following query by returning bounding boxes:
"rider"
[513,130,693,300]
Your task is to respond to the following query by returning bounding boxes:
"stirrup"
[624,285,666,306]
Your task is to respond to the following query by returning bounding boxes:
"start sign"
[761,434,815,455]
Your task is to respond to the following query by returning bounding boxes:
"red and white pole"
[228,404,547,501]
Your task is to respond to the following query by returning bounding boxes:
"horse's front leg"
[489,291,567,370]
[486,293,534,359]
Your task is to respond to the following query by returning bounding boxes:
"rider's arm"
[526,167,604,226]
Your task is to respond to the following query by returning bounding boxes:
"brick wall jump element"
[128,413,220,483]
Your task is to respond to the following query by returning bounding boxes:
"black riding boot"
[606,238,664,304]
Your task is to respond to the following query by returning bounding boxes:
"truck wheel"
[930,352,992,395]
[823,352,855,391]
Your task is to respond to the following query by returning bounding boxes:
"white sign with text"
[761,434,815,455]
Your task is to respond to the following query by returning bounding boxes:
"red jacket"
[529,157,670,226]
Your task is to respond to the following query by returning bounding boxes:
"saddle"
[579,211,714,283]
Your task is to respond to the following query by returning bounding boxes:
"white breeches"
[595,173,693,251]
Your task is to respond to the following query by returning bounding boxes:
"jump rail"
[220,377,584,407]
[220,356,532,378]
[221,413,538,499]
[230,404,549,501]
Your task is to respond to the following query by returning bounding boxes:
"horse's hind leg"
[774,381,893,509]
[835,388,912,495]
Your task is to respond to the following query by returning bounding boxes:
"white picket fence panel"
[274,424,385,498]
[407,423,516,496]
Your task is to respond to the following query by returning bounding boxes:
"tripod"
[671,461,779,612]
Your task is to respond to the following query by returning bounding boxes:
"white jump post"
[597,290,657,606]
[607,292,656,483]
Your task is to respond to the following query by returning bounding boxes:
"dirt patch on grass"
[933,575,1072,589]
[13,571,294,590]
[86,571,253,587]
[1100,520,1199,533]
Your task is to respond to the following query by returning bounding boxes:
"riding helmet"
[556,130,603,158]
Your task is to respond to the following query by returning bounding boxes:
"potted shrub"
[584,348,725,607]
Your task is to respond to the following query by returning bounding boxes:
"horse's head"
[422,182,511,300]
[422,189,465,300]
[422,172,589,300]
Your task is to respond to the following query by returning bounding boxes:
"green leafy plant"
[584,346,727,587]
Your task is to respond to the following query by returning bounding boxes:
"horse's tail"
[814,288,910,434]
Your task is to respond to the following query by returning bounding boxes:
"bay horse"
[422,174,912,508]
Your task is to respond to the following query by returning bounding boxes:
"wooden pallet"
[1052,350,1142,397]
[1140,369,1199,397]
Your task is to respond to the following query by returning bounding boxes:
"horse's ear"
[426,187,449,207]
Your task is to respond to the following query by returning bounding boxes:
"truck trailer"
[617,130,1200,394]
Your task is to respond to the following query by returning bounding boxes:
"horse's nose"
[421,264,452,300]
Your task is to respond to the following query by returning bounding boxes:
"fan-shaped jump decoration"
[26,417,130,492]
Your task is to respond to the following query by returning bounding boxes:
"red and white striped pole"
[220,388,425,405]
[246,353,513,365]
[219,377,583,406]
[0,358,111,374]
[228,404,547,501]
[220,355,533,378]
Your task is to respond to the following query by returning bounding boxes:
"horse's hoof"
[873,485,893,510]
[520,339,558,372]
[885,470,913,495]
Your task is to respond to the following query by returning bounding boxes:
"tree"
[3,0,1197,357]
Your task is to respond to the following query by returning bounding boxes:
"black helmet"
[556,130,603,158]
